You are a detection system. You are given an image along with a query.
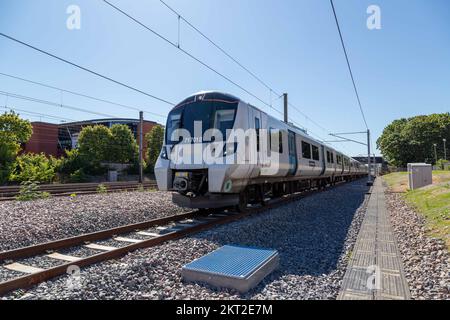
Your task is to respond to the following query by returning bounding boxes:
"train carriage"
[155,91,367,210]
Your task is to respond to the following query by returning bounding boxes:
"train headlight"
[160,146,168,160]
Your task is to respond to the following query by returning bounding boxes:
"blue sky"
[0,0,449,156]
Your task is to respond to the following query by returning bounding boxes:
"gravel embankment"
[0,191,188,251]
[386,192,450,300]
[4,180,369,300]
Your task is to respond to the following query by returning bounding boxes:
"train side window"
[331,153,335,164]
[326,151,331,163]
[255,118,260,152]
[312,145,319,161]
[302,141,311,159]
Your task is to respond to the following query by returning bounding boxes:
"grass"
[383,171,409,192]
[383,171,450,249]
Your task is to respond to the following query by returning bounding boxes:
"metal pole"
[367,129,372,185]
[373,153,376,176]
[139,111,144,184]
[283,93,288,124]
[444,139,447,161]
[433,143,437,165]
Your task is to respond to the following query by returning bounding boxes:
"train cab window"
[166,99,238,144]
[255,118,260,152]
[302,141,311,159]
[312,145,320,161]
[166,108,182,143]
[326,151,331,163]
[331,153,335,164]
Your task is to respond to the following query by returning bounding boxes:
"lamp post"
[444,138,447,161]
[433,143,438,165]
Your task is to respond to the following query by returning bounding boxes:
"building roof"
[58,118,159,126]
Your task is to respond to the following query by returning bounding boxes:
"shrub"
[15,181,50,201]
[58,149,85,175]
[69,169,88,183]
[436,159,450,170]
[11,153,60,184]
[96,183,107,194]
[0,140,18,184]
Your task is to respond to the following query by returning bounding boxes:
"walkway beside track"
[338,178,411,300]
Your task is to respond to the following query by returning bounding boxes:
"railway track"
[0,180,355,297]
[0,181,157,201]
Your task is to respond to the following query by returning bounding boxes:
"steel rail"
[0,181,157,200]
[0,179,362,296]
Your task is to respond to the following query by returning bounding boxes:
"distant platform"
[182,245,279,293]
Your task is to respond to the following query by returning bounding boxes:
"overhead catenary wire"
[102,0,284,118]
[0,32,176,107]
[0,90,118,118]
[0,72,167,120]
[0,4,361,156]
[0,5,338,144]
[157,0,347,141]
[159,0,276,93]
[329,0,369,129]
[1,105,76,122]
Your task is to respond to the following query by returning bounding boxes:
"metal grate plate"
[182,245,279,292]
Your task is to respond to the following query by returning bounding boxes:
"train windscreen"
[166,100,238,144]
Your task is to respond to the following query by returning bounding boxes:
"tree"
[0,112,32,184]
[77,125,112,166]
[377,113,450,167]
[145,125,164,172]
[70,124,139,176]
[110,124,139,163]
[0,111,33,143]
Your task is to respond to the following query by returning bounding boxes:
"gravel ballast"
[3,180,370,300]
[386,192,450,300]
[0,191,188,251]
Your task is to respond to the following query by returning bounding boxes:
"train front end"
[155,91,244,209]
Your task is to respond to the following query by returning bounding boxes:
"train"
[155,91,367,211]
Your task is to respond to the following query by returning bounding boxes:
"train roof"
[173,91,241,109]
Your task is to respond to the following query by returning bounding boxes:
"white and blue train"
[155,91,367,211]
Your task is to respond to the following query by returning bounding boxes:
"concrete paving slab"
[338,179,411,300]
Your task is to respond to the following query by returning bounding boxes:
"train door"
[287,130,297,176]
[319,145,326,176]
[248,106,262,167]
[260,113,269,167]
